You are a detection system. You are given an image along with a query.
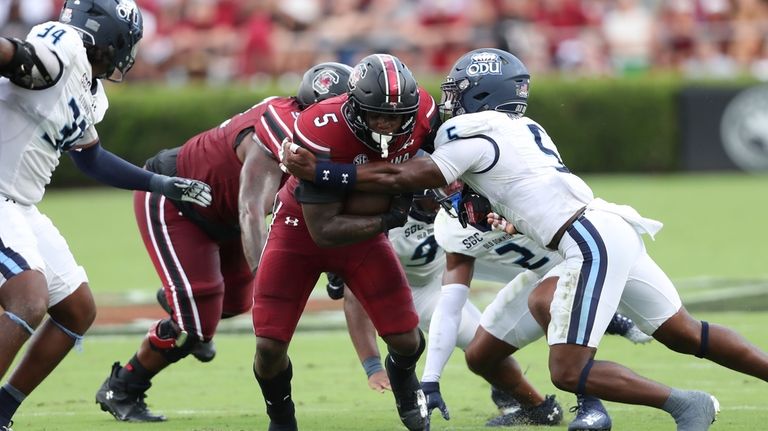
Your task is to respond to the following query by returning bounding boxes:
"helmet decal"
[312,69,340,96]
[60,8,73,23]
[116,0,141,26]
[348,63,367,90]
[467,51,503,76]
[376,54,401,105]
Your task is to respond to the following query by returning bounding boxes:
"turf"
[11,311,768,430]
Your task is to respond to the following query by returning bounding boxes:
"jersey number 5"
[527,124,569,173]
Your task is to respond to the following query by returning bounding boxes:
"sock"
[0,384,26,426]
[385,331,426,393]
[662,389,718,430]
[254,360,295,424]
[117,355,157,388]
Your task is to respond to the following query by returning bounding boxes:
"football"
[342,192,393,216]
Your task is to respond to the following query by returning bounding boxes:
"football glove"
[458,189,493,232]
[421,381,450,423]
[326,272,345,300]
[380,193,413,232]
[0,38,57,89]
[150,175,212,207]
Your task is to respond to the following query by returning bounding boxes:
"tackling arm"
[301,201,390,248]
[282,142,447,193]
[238,133,283,273]
[421,251,476,383]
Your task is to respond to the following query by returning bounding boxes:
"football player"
[94,62,353,422]
[251,54,439,431]
[283,48,768,430]
[0,1,211,429]
[335,186,651,430]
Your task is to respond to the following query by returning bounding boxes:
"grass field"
[13,172,768,430]
[10,313,768,431]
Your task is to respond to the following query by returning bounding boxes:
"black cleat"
[192,340,216,362]
[385,356,428,431]
[156,288,216,362]
[95,362,166,422]
[491,386,521,414]
[605,313,652,344]
[156,288,172,315]
[486,394,563,427]
[568,395,612,431]
[1,420,12,431]
[268,417,298,431]
[325,273,345,300]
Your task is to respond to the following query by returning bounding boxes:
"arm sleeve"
[421,283,470,383]
[68,142,155,191]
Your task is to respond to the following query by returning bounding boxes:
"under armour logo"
[322,170,330,181]
[284,217,299,226]
[547,406,561,422]
[582,412,604,426]
[341,173,349,184]
[105,390,114,400]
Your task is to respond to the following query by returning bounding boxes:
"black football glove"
[458,189,493,232]
[0,38,56,89]
[380,193,413,232]
[325,272,345,300]
[422,381,450,424]
[150,174,213,207]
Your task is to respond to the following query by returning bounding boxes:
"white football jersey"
[0,21,108,205]
[429,111,594,249]
[433,208,561,279]
[388,217,446,288]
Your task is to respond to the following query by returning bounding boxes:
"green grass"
[37,173,768,297]
[12,311,768,431]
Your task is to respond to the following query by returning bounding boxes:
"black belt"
[546,206,587,250]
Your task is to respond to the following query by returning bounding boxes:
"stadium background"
[2,1,768,430]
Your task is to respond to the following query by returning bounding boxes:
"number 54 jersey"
[0,22,108,205]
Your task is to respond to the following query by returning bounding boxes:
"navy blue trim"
[455,134,499,174]
[0,237,31,279]
[565,217,608,345]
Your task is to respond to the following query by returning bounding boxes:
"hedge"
[48,77,745,187]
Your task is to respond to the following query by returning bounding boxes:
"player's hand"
[458,190,493,231]
[151,175,212,207]
[487,212,517,235]
[367,370,391,393]
[380,193,413,232]
[421,382,450,423]
[281,138,316,180]
[325,272,345,300]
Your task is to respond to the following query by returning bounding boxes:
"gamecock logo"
[348,64,367,90]
[312,70,340,95]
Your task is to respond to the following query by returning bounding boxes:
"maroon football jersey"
[276,88,437,220]
[176,96,301,227]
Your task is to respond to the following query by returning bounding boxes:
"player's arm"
[238,131,282,273]
[68,140,212,207]
[299,181,411,248]
[421,251,476,383]
[0,36,60,89]
[341,285,391,392]
[283,143,447,193]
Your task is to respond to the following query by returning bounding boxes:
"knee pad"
[4,311,35,336]
[147,319,200,363]
[695,320,709,358]
[50,317,85,352]
[576,359,595,395]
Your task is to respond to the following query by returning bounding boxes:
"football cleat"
[486,394,563,427]
[325,273,345,300]
[386,356,428,430]
[568,395,612,431]
[155,288,216,362]
[605,313,653,344]
[0,420,12,431]
[95,362,166,422]
[268,417,298,431]
[491,386,521,414]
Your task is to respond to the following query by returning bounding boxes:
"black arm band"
[314,161,356,190]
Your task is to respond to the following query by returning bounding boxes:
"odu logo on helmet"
[312,70,340,95]
[467,52,502,76]
[116,0,140,25]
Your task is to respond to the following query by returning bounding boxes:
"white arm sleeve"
[421,283,470,383]
[429,137,497,184]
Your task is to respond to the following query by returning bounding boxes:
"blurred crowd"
[3,0,768,84]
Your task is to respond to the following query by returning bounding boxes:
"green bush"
[48,77,733,187]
